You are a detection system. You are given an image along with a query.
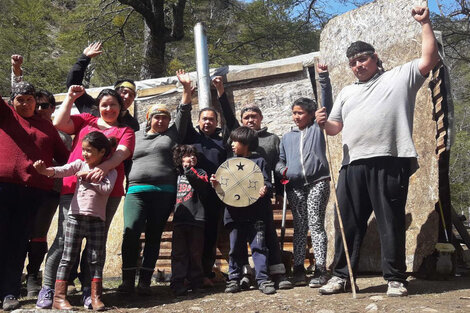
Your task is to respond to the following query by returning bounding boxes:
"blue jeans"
[228,221,269,284]
[0,183,43,298]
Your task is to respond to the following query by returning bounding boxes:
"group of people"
[0,5,439,312]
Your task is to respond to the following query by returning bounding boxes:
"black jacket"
[66,53,140,132]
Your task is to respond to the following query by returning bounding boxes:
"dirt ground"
[10,274,470,313]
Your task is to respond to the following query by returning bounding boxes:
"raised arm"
[53,85,86,134]
[412,6,439,76]
[316,63,333,115]
[66,42,103,114]
[174,69,193,142]
[213,76,239,132]
[11,55,23,85]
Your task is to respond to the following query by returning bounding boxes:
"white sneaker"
[386,281,408,297]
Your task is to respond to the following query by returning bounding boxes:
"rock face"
[319,0,439,272]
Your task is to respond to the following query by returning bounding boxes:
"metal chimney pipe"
[194,22,211,109]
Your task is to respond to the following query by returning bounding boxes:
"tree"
[116,0,187,79]
[0,0,63,94]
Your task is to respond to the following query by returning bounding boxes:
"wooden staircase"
[140,199,316,274]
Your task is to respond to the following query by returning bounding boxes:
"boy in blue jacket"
[210,126,275,295]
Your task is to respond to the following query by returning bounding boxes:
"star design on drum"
[236,162,245,171]
[220,177,229,186]
[248,180,258,189]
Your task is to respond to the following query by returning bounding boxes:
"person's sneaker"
[224,280,240,293]
[386,281,408,297]
[2,295,20,311]
[36,286,54,309]
[82,286,92,309]
[258,280,276,295]
[239,275,252,290]
[309,269,330,288]
[291,266,307,286]
[272,274,293,290]
[319,276,358,295]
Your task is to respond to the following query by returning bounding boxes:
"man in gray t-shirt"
[315,6,439,297]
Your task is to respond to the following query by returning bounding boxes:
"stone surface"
[319,0,439,272]
[365,303,379,311]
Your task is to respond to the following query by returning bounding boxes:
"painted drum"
[214,157,264,207]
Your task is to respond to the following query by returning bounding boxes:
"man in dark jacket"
[66,42,139,132]
[183,97,231,285]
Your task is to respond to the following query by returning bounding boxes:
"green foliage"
[0,0,320,95]
[0,0,61,94]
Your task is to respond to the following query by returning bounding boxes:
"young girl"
[170,145,209,296]
[34,131,117,311]
[276,64,333,288]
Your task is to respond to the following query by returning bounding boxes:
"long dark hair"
[95,89,125,125]
[82,131,117,160]
[173,144,198,174]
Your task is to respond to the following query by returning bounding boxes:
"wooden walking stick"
[322,127,357,298]
[314,62,356,298]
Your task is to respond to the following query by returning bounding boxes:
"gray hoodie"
[276,71,333,188]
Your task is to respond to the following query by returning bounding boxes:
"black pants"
[228,221,269,284]
[200,189,224,278]
[170,224,204,289]
[27,190,60,276]
[0,183,43,298]
[332,157,410,283]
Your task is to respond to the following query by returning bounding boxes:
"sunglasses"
[37,102,54,110]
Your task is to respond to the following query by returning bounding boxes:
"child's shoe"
[258,280,276,295]
[224,280,240,293]
[91,280,105,311]
[240,275,252,290]
[52,280,72,310]
[272,274,293,289]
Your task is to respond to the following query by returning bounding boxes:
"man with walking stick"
[315,6,439,297]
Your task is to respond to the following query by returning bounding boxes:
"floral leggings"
[286,179,330,269]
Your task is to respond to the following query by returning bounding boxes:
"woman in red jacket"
[0,82,69,311]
